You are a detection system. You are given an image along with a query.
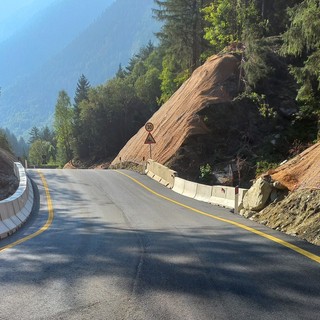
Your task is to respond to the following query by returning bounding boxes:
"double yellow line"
[0,171,54,253]
[117,171,320,264]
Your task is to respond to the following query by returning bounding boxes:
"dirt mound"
[111,54,240,166]
[0,148,18,200]
[268,142,320,191]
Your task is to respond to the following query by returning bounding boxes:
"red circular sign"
[145,122,154,132]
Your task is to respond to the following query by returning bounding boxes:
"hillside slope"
[111,54,240,166]
[111,50,297,187]
[0,0,113,86]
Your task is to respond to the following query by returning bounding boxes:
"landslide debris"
[0,148,18,200]
[241,142,320,245]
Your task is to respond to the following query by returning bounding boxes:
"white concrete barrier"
[172,177,185,194]
[182,180,198,198]
[145,160,248,210]
[194,184,212,202]
[0,162,34,239]
[146,159,177,188]
[209,186,234,208]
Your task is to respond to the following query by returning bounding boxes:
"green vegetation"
[255,161,279,177]
[27,126,56,167]
[281,0,320,138]
[199,163,213,183]
[20,0,319,176]
[54,91,74,166]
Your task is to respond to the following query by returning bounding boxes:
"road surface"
[0,169,319,320]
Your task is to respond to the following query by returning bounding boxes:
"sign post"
[144,122,156,159]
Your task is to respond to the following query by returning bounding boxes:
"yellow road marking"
[116,170,320,264]
[0,171,54,253]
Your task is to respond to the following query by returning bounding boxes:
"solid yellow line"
[0,171,54,253]
[116,170,320,264]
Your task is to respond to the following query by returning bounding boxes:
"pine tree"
[73,74,91,159]
[28,126,40,144]
[281,0,320,137]
[154,0,206,71]
[153,0,211,103]
[74,74,91,108]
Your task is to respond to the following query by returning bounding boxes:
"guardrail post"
[234,185,239,214]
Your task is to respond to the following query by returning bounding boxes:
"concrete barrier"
[146,159,177,188]
[209,186,234,208]
[182,180,198,198]
[0,162,34,239]
[145,160,248,211]
[194,183,212,202]
[172,177,185,194]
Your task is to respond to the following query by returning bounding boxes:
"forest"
[1,0,319,175]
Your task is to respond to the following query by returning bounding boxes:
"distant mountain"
[0,0,160,137]
[0,0,56,43]
[0,0,114,86]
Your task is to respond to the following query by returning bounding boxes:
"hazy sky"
[0,0,57,41]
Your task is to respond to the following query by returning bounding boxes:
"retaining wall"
[0,162,34,239]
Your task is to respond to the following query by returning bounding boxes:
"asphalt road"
[0,169,319,320]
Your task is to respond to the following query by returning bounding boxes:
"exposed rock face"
[111,54,240,166]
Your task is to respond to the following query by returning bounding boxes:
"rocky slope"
[260,142,320,245]
[252,189,320,245]
[241,142,320,245]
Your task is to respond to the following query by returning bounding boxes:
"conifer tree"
[28,126,40,144]
[74,74,91,108]
[73,74,91,159]
[281,0,320,137]
[154,0,210,102]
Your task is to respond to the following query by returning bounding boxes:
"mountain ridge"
[0,0,160,137]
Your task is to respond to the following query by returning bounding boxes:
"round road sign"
[145,122,154,132]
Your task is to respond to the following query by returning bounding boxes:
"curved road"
[0,169,319,320]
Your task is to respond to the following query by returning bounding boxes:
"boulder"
[243,177,273,211]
